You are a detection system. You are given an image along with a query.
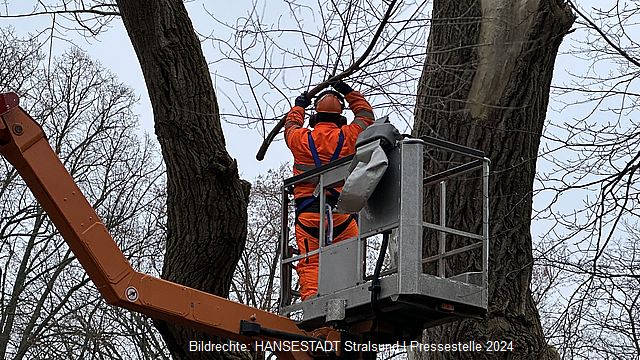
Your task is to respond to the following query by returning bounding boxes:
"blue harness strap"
[331,131,345,161]
[296,130,345,215]
[307,131,344,167]
[296,197,318,215]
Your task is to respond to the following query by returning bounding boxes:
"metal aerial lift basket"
[279,134,490,342]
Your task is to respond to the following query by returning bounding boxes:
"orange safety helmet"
[314,90,345,114]
[310,90,346,128]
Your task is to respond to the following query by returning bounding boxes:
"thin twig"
[568,1,640,68]
[0,9,120,18]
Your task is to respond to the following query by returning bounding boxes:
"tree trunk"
[114,1,251,358]
[411,1,573,359]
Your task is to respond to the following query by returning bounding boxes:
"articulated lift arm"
[0,93,331,360]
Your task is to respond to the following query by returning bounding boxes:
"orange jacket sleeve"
[342,91,375,147]
[284,105,308,150]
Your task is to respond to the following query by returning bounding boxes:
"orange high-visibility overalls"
[284,91,374,300]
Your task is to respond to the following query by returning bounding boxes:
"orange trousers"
[295,212,358,300]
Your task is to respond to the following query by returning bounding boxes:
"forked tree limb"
[567,1,640,69]
[255,0,398,161]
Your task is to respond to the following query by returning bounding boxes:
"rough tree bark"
[412,1,573,359]
[114,1,251,359]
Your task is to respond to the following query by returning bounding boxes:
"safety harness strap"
[296,130,345,215]
[332,131,345,162]
[307,130,344,167]
[296,197,319,215]
[295,192,340,214]
[295,214,356,242]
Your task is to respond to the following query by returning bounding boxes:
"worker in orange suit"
[284,81,375,300]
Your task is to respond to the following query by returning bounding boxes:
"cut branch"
[255,0,399,161]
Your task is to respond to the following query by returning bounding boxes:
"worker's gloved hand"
[331,80,353,95]
[295,92,311,108]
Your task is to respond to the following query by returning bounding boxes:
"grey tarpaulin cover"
[336,139,388,213]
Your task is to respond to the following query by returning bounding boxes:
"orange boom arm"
[0,93,331,360]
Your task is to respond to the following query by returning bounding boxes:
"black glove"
[294,92,311,108]
[331,80,353,95]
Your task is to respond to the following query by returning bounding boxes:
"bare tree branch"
[255,0,400,161]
